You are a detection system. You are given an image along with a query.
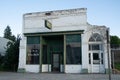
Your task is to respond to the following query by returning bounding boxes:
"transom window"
[89,33,103,51]
[89,33,102,42]
[89,44,103,50]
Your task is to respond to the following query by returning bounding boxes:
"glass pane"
[92,44,100,50]
[89,53,91,64]
[89,45,91,50]
[96,35,102,41]
[89,33,102,42]
[89,37,95,41]
[66,34,81,43]
[26,36,40,64]
[27,36,40,44]
[26,44,40,64]
[93,53,100,64]
[52,54,60,71]
[66,34,81,64]
[93,53,99,60]
[101,53,103,64]
[89,44,103,51]
[53,54,59,67]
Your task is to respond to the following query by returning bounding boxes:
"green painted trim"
[17,68,26,73]
[40,36,42,72]
[80,34,82,64]
[81,69,88,73]
[27,36,40,44]
[64,34,66,73]
[66,34,81,43]
[24,30,84,36]
[105,68,112,74]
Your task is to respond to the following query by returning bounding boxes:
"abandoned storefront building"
[18,8,111,73]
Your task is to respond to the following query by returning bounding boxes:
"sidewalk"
[0,72,120,80]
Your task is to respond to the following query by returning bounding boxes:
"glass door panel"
[52,53,60,72]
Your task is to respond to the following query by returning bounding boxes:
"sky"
[0,0,120,37]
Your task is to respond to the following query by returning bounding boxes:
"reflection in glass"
[66,34,81,64]
[26,36,40,64]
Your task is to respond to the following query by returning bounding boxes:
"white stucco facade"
[18,8,111,73]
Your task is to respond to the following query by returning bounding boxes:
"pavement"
[0,72,120,80]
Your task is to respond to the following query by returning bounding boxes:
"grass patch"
[115,63,120,70]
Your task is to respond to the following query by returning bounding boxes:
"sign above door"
[45,20,52,29]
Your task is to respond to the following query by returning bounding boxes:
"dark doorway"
[42,35,64,72]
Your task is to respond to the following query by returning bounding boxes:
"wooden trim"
[24,30,84,36]
[64,34,66,73]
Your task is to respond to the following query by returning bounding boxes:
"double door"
[89,51,105,73]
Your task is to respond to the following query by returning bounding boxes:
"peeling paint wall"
[18,8,110,73]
